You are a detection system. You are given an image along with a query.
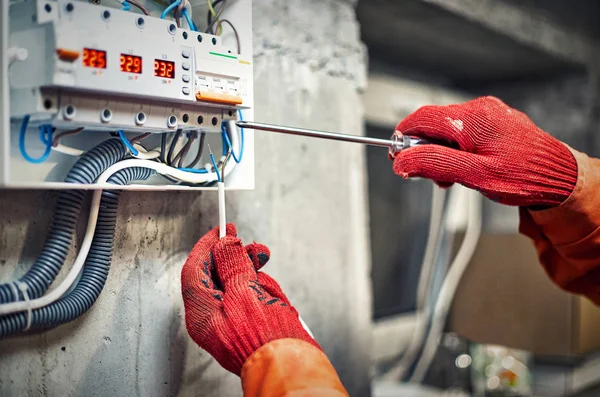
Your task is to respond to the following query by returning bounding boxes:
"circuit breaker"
[1,0,254,189]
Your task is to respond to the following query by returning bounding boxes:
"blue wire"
[182,8,197,31]
[221,125,228,156]
[19,116,53,164]
[39,124,53,146]
[121,1,131,11]
[178,167,208,174]
[160,0,182,19]
[221,112,245,163]
[209,152,221,182]
[118,130,139,156]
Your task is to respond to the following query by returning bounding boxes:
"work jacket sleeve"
[240,338,349,397]
[519,148,600,304]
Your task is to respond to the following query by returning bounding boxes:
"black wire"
[185,132,206,168]
[206,0,225,34]
[160,133,167,163]
[173,132,196,167]
[166,129,183,166]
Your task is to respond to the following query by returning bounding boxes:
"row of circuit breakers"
[9,0,253,133]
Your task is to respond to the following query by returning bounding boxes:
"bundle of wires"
[1,113,247,335]
[160,0,196,31]
[381,185,482,383]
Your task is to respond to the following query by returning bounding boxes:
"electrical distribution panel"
[1,0,254,190]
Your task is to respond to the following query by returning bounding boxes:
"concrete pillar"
[0,0,371,395]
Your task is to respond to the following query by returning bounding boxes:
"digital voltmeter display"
[120,54,142,74]
[82,48,107,69]
[154,60,175,79]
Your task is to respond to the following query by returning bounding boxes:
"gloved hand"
[181,224,320,375]
[393,96,578,207]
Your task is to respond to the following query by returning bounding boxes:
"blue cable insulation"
[19,116,53,164]
[40,125,52,145]
[121,1,131,11]
[160,0,182,19]
[178,167,208,174]
[118,130,139,156]
[221,111,245,163]
[209,152,221,182]
[182,8,196,31]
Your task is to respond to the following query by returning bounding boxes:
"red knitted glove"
[393,96,578,207]
[181,224,320,375]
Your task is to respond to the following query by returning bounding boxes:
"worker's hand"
[181,224,320,376]
[393,96,578,207]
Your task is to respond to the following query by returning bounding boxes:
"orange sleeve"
[240,338,349,397]
[519,147,600,304]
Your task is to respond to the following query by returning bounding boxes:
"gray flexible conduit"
[0,139,128,303]
[0,167,154,337]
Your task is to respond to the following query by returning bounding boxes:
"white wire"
[132,143,160,160]
[0,157,230,316]
[51,143,159,159]
[52,144,84,156]
[217,181,226,238]
[0,185,101,315]
[409,189,482,383]
[382,185,447,381]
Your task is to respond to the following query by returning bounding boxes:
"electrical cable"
[185,132,206,168]
[118,131,161,160]
[409,189,482,383]
[0,165,154,336]
[19,116,53,164]
[214,19,241,54]
[118,130,139,156]
[121,1,131,11]
[130,132,151,145]
[177,132,196,167]
[0,145,235,320]
[0,159,153,317]
[222,121,244,163]
[52,127,84,147]
[206,0,225,34]
[52,144,84,156]
[208,145,221,182]
[381,185,447,382]
[174,0,185,27]
[160,133,167,163]
[126,0,150,15]
[167,129,183,165]
[182,8,196,31]
[0,139,128,304]
[172,132,196,167]
[160,0,182,19]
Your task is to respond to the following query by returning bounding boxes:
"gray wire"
[215,19,241,54]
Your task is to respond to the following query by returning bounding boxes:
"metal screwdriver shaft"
[235,120,429,155]
[236,120,391,147]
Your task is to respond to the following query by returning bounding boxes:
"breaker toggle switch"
[56,48,80,62]
[195,91,243,105]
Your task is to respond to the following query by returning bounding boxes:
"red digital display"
[120,54,142,74]
[154,59,175,79]
[82,48,106,69]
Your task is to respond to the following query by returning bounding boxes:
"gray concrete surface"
[0,1,372,396]
[358,0,592,84]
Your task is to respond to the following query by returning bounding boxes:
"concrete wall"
[0,1,372,396]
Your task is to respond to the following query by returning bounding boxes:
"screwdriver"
[235,120,429,155]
